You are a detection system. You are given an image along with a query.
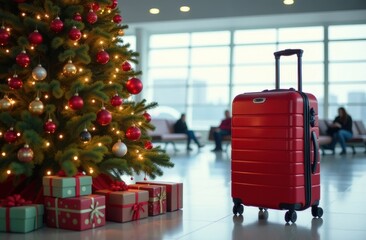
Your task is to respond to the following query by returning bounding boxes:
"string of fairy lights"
[0,1,152,178]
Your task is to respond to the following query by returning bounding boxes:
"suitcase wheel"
[311,206,324,218]
[285,210,297,223]
[233,204,244,215]
[258,208,268,220]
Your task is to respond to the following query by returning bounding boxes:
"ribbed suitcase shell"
[231,90,320,210]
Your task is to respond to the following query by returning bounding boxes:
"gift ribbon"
[132,191,144,220]
[110,181,128,191]
[1,194,38,232]
[90,197,105,228]
[148,187,166,214]
[48,173,83,197]
[50,197,105,228]
[108,191,147,221]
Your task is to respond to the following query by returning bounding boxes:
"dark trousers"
[186,130,200,147]
[213,130,231,150]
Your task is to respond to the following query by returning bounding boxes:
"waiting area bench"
[148,118,201,152]
[318,119,366,155]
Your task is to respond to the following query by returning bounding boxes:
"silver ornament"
[112,139,127,157]
[32,64,47,81]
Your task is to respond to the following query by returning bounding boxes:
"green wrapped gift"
[43,175,92,198]
[0,204,44,233]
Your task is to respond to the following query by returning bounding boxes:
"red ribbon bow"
[2,194,32,207]
[110,181,128,191]
[132,202,145,220]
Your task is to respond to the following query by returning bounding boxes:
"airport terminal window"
[328,24,366,120]
[144,24,366,128]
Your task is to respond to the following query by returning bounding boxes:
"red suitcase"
[231,49,323,223]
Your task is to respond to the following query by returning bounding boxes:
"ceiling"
[119,0,366,24]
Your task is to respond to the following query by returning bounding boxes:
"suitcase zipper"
[299,92,312,210]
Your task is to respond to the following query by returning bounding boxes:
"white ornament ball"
[32,64,47,81]
[112,139,127,157]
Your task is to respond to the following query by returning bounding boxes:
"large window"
[144,24,366,129]
[328,24,366,120]
[146,31,231,128]
[233,26,324,117]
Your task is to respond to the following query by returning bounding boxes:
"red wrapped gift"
[129,184,167,216]
[136,181,183,212]
[44,194,105,231]
[95,189,148,222]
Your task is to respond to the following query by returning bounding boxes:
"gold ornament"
[112,139,128,157]
[63,60,77,76]
[0,95,12,110]
[17,144,34,162]
[32,64,47,81]
[29,97,44,115]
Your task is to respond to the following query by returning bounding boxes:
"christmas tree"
[0,0,173,199]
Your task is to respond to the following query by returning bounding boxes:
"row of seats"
[318,119,366,154]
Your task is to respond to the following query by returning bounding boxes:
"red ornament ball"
[91,2,100,11]
[17,144,34,162]
[8,74,23,90]
[69,26,81,41]
[126,77,143,94]
[4,128,18,143]
[143,111,151,122]
[110,94,123,107]
[0,27,10,46]
[96,107,112,126]
[125,126,141,141]
[28,30,43,45]
[86,10,98,24]
[121,61,131,71]
[73,12,82,22]
[44,119,57,134]
[16,51,30,68]
[68,94,84,110]
[96,50,109,64]
[144,141,153,150]
[108,0,118,9]
[113,14,123,24]
[50,17,64,33]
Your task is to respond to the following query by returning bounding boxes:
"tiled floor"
[2,143,366,240]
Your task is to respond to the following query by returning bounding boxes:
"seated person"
[174,113,204,151]
[325,107,353,155]
[211,110,232,152]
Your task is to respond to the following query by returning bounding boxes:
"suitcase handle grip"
[274,49,303,58]
[311,131,319,174]
[274,49,303,91]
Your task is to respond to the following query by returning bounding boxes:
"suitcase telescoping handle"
[274,49,303,92]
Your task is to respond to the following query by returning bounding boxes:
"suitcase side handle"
[274,49,303,92]
[311,131,319,174]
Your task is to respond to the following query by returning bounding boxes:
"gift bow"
[90,197,105,224]
[157,190,167,214]
[110,181,128,191]
[2,194,32,207]
[132,202,145,220]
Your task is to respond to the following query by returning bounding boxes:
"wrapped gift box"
[136,181,183,212]
[44,194,105,231]
[0,204,44,233]
[128,184,167,216]
[95,189,148,222]
[43,175,92,198]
